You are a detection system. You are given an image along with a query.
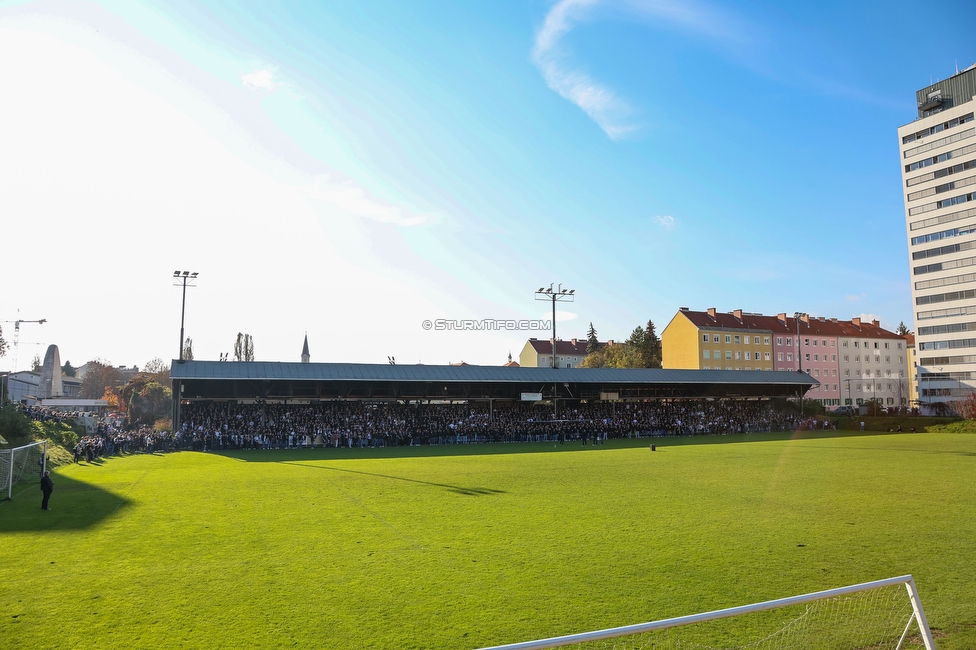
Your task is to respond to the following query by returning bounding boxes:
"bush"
[33,420,80,450]
[0,405,33,447]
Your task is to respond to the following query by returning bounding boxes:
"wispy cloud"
[242,68,279,93]
[532,0,635,140]
[845,293,867,302]
[302,174,432,227]
[652,214,676,229]
[532,0,750,140]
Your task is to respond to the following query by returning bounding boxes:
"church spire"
[301,333,310,363]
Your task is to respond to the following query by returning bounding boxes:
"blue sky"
[1,0,975,370]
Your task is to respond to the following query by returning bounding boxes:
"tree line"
[581,320,662,368]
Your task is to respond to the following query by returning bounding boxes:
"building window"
[735,351,741,360]
[754,336,761,344]
[813,339,818,347]
[764,337,771,345]
[805,338,810,346]
[703,334,709,342]
[713,334,720,342]
[734,335,741,344]
[745,352,752,360]
[714,350,720,358]
[786,338,792,346]
[843,341,848,347]
[725,335,732,343]
[725,351,732,360]
[832,355,836,362]
[703,350,710,359]
[777,337,783,345]
[777,352,783,361]
[814,354,819,361]
[787,353,793,361]
[764,352,771,360]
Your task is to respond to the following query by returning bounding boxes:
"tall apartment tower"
[899,64,976,407]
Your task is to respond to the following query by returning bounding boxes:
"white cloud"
[845,293,867,302]
[531,0,749,140]
[532,0,635,140]
[652,214,676,229]
[242,67,278,93]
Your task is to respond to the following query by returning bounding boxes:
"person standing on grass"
[40,471,53,511]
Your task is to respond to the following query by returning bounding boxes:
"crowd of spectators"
[175,399,801,450]
[13,398,809,457]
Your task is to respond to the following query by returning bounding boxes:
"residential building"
[663,309,909,407]
[519,338,592,368]
[899,64,976,407]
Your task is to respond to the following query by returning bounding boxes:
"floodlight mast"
[534,284,576,420]
[174,271,199,361]
[794,311,807,416]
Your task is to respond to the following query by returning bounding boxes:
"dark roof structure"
[170,360,816,401]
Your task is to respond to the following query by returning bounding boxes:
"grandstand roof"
[170,360,816,386]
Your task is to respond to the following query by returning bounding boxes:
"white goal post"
[1,440,48,500]
[479,575,936,650]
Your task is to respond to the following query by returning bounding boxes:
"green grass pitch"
[2,431,975,649]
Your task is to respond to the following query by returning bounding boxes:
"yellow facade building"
[662,308,779,372]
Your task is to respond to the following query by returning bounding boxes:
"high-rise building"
[899,64,976,408]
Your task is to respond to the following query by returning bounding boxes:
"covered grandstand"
[169,361,817,432]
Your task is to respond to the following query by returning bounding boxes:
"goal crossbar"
[478,574,936,650]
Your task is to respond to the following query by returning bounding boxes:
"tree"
[623,319,662,368]
[234,333,254,361]
[0,404,33,447]
[0,325,7,359]
[121,373,172,426]
[80,360,125,399]
[62,361,77,377]
[896,321,910,336]
[31,354,42,373]
[143,357,170,386]
[586,322,599,354]
[959,391,976,420]
[183,337,194,361]
[644,320,663,368]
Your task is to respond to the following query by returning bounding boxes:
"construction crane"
[1,318,47,371]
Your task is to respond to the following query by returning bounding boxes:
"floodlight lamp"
[569,289,575,295]
[538,287,545,293]
[190,272,198,278]
[174,271,180,277]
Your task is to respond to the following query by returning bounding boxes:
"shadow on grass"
[282,460,507,496]
[207,428,929,463]
[0,470,132,532]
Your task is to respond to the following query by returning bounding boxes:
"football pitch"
[2,431,975,649]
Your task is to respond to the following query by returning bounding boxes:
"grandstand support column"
[172,379,182,439]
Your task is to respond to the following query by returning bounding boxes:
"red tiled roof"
[676,309,903,339]
[527,339,591,355]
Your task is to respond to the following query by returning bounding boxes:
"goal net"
[0,440,47,500]
[479,575,936,650]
